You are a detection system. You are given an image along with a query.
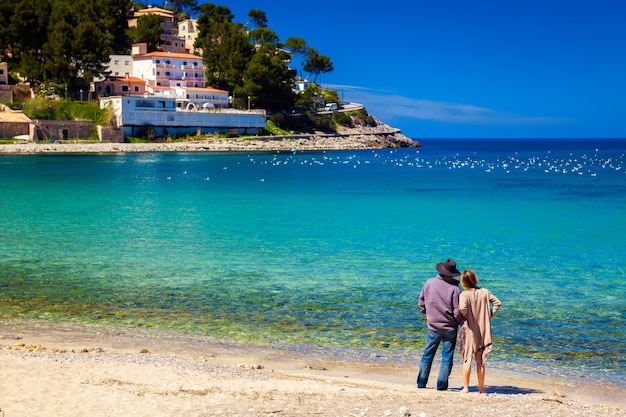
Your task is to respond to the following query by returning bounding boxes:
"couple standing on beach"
[417,259,501,393]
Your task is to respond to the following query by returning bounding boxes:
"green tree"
[294,82,323,112]
[247,9,268,29]
[168,0,199,17]
[43,0,128,86]
[3,0,51,82]
[284,37,307,79]
[241,45,296,112]
[0,1,15,62]
[99,0,134,54]
[303,47,334,83]
[195,3,253,92]
[323,88,341,106]
[129,13,164,52]
[249,27,279,47]
[43,1,74,85]
[3,0,131,84]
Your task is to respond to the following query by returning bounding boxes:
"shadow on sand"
[449,385,545,395]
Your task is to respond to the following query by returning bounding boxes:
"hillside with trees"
[1,1,377,134]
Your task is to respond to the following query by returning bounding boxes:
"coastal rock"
[0,123,420,153]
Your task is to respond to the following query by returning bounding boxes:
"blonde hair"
[461,270,478,289]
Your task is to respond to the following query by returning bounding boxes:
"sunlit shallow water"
[0,139,624,387]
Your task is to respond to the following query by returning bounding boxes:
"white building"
[100,95,266,137]
[293,79,310,93]
[97,44,230,110]
[132,50,206,89]
[178,19,200,54]
[106,55,133,77]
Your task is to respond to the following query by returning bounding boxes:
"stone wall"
[97,125,124,143]
[0,121,29,138]
[31,120,94,141]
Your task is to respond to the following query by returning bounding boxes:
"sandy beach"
[1,320,624,417]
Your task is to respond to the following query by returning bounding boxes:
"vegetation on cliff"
[1,1,396,138]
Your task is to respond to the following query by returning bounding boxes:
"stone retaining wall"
[0,121,29,138]
[31,120,94,141]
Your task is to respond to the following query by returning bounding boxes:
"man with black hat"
[417,259,464,390]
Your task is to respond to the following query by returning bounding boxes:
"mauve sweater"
[419,274,464,332]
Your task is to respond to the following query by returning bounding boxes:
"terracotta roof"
[133,51,202,60]
[133,7,173,18]
[184,87,228,93]
[145,84,175,91]
[108,76,144,82]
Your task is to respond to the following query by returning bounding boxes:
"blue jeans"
[417,328,457,390]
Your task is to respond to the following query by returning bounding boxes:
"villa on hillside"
[93,75,146,97]
[1,6,266,140]
[178,18,200,54]
[92,43,230,109]
[93,6,216,107]
[88,6,266,138]
[128,6,187,53]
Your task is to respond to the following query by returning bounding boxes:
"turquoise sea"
[1,139,624,387]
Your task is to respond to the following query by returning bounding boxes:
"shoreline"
[0,130,421,154]
[1,319,624,416]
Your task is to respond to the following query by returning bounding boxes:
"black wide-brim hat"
[436,259,461,277]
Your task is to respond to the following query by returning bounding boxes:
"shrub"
[22,98,107,124]
[333,111,353,127]
[225,129,240,138]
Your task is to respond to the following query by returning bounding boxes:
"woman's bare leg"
[476,353,485,393]
[461,358,471,393]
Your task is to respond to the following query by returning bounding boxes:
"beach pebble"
[238,363,264,370]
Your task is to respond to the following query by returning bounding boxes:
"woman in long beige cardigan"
[459,270,502,394]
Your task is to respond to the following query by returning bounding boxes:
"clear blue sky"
[197,0,626,139]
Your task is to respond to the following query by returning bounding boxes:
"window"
[114,60,119,65]
[134,86,139,92]
[125,60,130,65]
[156,59,160,63]
[121,85,129,92]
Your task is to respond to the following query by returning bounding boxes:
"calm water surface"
[0,139,624,386]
